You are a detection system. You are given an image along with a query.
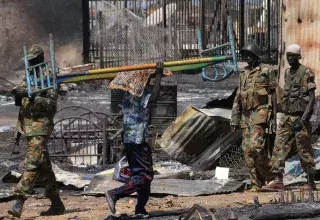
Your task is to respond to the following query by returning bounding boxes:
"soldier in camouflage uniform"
[8,45,65,218]
[263,44,316,191]
[231,42,278,192]
[105,63,163,217]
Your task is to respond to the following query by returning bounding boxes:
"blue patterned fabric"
[122,91,151,144]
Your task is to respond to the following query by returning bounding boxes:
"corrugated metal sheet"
[83,175,244,196]
[279,0,320,95]
[157,106,242,170]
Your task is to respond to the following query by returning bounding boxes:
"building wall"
[0,0,83,78]
[279,0,320,95]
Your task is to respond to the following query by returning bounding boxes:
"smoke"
[0,0,82,79]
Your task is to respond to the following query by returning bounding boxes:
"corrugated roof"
[157,106,242,170]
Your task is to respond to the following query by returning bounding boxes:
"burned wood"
[104,208,188,220]
[252,203,320,220]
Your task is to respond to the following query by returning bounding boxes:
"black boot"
[8,196,26,218]
[40,195,65,216]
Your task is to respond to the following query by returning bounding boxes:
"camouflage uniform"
[231,65,277,189]
[14,56,59,198]
[270,65,316,175]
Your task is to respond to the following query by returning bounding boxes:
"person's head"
[286,44,301,67]
[241,42,261,67]
[26,44,44,66]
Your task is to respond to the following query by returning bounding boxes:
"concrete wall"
[0,0,83,79]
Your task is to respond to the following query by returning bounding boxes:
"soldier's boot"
[262,173,284,192]
[40,195,65,216]
[249,185,261,192]
[8,196,26,218]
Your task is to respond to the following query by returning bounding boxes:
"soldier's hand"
[12,87,28,97]
[231,125,240,133]
[155,62,164,76]
[10,87,19,96]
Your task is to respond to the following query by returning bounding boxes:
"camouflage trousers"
[270,115,315,174]
[242,123,272,188]
[15,136,59,198]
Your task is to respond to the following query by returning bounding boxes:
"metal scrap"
[180,204,218,220]
[83,175,243,197]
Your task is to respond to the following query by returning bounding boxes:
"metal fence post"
[163,0,167,60]
[124,0,128,65]
[267,0,271,60]
[199,0,206,50]
[98,11,104,68]
[82,0,90,64]
[102,117,107,169]
[240,0,245,60]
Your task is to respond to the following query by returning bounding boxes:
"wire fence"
[83,0,280,67]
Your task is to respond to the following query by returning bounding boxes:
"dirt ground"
[0,130,279,220]
[1,85,320,220]
[0,190,280,220]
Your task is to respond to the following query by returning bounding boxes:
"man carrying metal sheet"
[230,42,278,192]
[263,44,316,191]
[8,45,65,218]
[105,62,163,217]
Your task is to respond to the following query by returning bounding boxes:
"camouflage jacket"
[15,73,58,137]
[281,64,316,113]
[231,64,277,128]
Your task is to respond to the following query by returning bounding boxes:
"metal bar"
[58,55,232,77]
[201,43,230,54]
[240,0,245,60]
[82,0,90,63]
[51,154,103,157]
[59,121,63,154]
[33,67,37,88]
[39,66,44,89]
[199,0,205,50]
[98,11,104,68]
[109,128,123,141]
[94,0,99,59]
[29,61,49,68]
[60,128,120,133]
[124,0,128,65]
[23,44,31,96]
[59,62,219,84]
[53,135,104,139]
[89,0,94,62]
[49,33,57,89]
[102,117,107,169]
[267,0,271,60]
[45,64,51,86]
[163,0,167,60]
